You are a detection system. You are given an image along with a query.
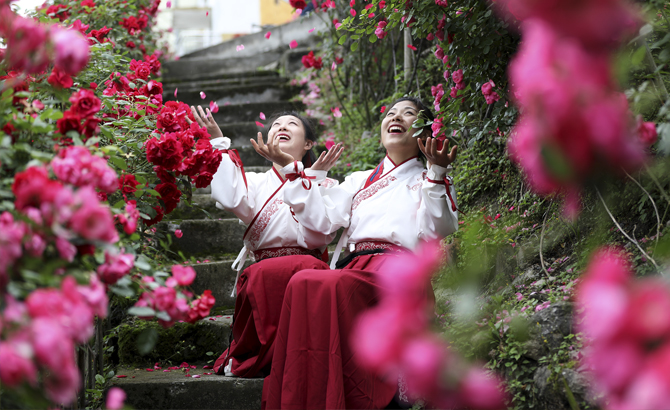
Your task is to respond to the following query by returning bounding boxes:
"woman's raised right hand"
[188,105,224,140]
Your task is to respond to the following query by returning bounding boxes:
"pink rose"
[51,27,90,76]
[0,336,38,388]
[171,265,196,286]
[637,117,657,146]
[97,252,135,285]
[451,69,464,84]
[106,387,126,410]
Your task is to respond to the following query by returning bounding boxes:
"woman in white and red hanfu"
[189,107,343,379]
[259,97,459,409]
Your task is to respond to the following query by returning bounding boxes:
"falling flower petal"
[350,9,356,17]
[175,229,183,238]
[206,11,209,15]
[259,112,266,120]
[265,31,271,39]
[236,44,245,52]
[166,0,171,7]
[106,388,126,410]
[289,40,298,49]
[331,61,337,70]
[407,44,417,51]
[309,28,315,33]
[331,107,342,118]
[209,100,219,113]
[174,88,178,97]
[256,121,264,127]
[200,91,206,99]
[380,106,386,113]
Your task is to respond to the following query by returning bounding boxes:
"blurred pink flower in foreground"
[106,387,126,410]
[576,248,670,409]
[352,241,506,409]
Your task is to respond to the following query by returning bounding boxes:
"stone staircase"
[111,16,327,409]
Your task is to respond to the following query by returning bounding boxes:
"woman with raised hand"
[188,106,343,378]
[258,97,459,409]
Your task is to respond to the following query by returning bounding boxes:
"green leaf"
[108,156,127,170]
[338,35,348,45]
[631,45,646,66]
[128,306,155,317]
[369,34,378,43]
[351,41,359,52]
[136,328,158,355]
[95,374,105,385]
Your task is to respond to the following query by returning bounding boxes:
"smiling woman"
[261,96,459,409]
[188,106,341,379]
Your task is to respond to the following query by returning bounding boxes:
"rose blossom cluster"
[301,51,323,70]
[352,241,506,409]
[431,83,445,112]
[0,276,107,404]
[56,88,102,144]
[576,248,670,409]
[481,80,500,105]
[502,0,656,217]
[143,101,222,224]
[375,20,388,39]
[0,6,89,76]
[103,56,163,119]
[134,265,216,327]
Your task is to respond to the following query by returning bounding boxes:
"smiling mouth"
[388,125,406,134]
[276,133,290,141]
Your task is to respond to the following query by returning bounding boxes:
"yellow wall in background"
[260,0,295,26]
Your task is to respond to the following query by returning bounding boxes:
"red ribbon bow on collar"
[285,161,316,190]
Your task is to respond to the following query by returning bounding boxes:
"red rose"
[81,0,96,8]
[57,110,83,135]
[144,54,161,74]
[289,0,306,9]
[47,67,74,89]
[145,133,183,171]
[126,40,136,49]
[156,182,181,213]
[129,59,152,80]
[154,166,176,184]
[82,117,101,139]
[144,205,164,226]
[119,174,140,196]
[46,4,70,21]
[89,26,111,44]
[156,106,181,132]
[69,89,101,117]
[140,80,163,97]
[194,172,214,189]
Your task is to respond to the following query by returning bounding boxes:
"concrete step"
[117,316,232,367]
[161,219,246,257]
[168,194,237,221]
[191,260,253,309]
[210,101,306,124]
[162,70,279,87]
[166,82,303,107]
[163,51,283,81]
[110,366,263,410]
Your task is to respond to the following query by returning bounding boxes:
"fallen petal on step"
[163,370,171,372]
[169,366,180,370]
[203,365,213,369]
[192,375,201,378]
[116,375,127,378]
[145,369,154,372]
[209,317,215,321]
[180,362,190,368]
[203,372,213,375]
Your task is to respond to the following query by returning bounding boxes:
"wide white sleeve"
[417,164,459,239]
[209,137,256,224]
[281,161,363,235]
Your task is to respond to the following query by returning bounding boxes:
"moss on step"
[117,317,231,367]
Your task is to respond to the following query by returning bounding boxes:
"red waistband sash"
[253,247,323,262]
[353,241,409,254]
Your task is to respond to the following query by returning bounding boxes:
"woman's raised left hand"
[418,137,458,168]
[251,131,294,168]
[311,143,344,172]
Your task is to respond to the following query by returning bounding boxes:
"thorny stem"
[539,202,552,279]
[624,169,661,251]
[596,187,660,270]
[644,163,670,207]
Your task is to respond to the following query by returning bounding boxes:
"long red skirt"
[262,254,398,410]
[214,255,330,378]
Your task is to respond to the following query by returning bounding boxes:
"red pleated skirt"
[214,254,330,378]
[262,253,399,410]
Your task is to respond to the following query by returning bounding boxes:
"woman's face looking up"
[268,115,313,162]
[380,101,423,158]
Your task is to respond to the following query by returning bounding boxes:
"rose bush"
[0,0,215,406]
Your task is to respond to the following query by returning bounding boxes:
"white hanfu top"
[281,155,458,268]
[209,137,339,294]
